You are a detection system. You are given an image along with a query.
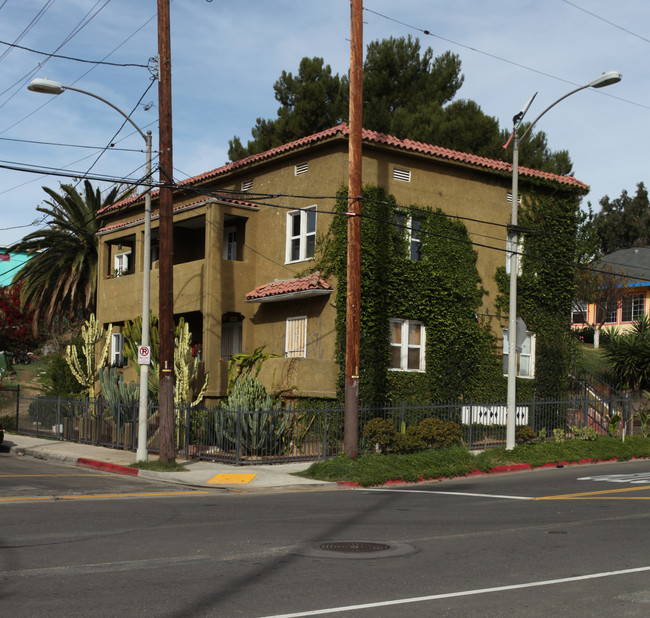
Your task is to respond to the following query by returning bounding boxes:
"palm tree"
[9,180,132,332]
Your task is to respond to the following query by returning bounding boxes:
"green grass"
[129,460,188,472]
[579,343,609,380]
[296,436,650,487]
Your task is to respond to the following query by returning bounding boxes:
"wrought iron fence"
[12,388,633,464]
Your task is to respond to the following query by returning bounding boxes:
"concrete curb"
[77,458,139,476]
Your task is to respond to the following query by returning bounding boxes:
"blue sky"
[0,0,647,247]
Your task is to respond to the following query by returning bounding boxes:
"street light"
[28,77,154,462]
[504,71,622,450]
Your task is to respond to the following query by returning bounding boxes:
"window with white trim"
[390,319,425,371]
[286,206,316,263]
[393,212,422,261]
[111,332,124,367]
[285,316,307,358]
[221,319,242,360]
[621,293,645,323]
[223,226,237,260]
[502,330,536,378]
[596,300,618,324]
[572,301,588,325]
[114,251,130,276]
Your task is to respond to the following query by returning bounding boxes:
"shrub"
[419,417,463,448]
[363,417,396,453]
[571,425,598,441]
[392,425,425,453]
[0,414,16,431]
[515,426,537,444]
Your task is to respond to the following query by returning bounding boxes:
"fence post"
[235,408,242,466]
[15,384,20,433]
[322,403,328,459]
[467,401,473,450]
[184,402,191,459]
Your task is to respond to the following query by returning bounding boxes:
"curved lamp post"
[28,77,154,462]
[505,71,622,450]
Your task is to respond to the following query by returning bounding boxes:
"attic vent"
[295,162,309,176]
[241,179,253,192]
[393,167,411,182]
[506,192,522,205]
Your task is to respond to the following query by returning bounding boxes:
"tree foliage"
[228,36,572,175]
[9,180,132,331]
[594,182,650,254]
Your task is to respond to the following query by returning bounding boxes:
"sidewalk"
[3,433,337,492]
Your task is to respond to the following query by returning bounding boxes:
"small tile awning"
[246,272,333,303]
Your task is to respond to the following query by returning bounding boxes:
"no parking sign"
[138,346,151,365]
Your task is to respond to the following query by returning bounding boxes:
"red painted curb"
[488,464,532,474]
[77,458,139,476]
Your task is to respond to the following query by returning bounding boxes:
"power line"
[0,39,149,67]
[363,6,650,112]
[562,0,650,44]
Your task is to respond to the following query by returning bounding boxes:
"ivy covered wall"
[495,185,585,399]
[317,186,504,403]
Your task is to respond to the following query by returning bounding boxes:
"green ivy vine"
[315,185,504,404]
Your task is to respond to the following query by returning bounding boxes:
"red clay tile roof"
[246,272,332,302]
[97,195,258,234]
[99,123,587,216]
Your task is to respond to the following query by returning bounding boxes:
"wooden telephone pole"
[344,0,363,459]
[157,0,175,462]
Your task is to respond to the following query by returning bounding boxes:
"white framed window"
[597,300,618,324]
[285,316,307,358]
[621,293,645,323]
[393,167,411,182]
[114,251,130,276]
[286,206,316,263]
[572,302,588,325]
[389,319,425,371]
[223,226,237,260]
[295,162,309,176]
[393,212,422,261]
[505,237,523,275]
[221,320,242,360]
[502,330,536,379]
[111,332,124,367]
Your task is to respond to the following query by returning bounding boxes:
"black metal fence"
[9,387,633,465]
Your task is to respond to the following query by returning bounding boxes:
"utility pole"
[344,0,363,459]
[157,0,175,462]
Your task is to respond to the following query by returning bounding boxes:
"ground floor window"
[502,330,536,378]
[285,316,307,358]
[621,292,645,323]
[221,315,242,360]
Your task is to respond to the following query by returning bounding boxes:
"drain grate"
[318,541,391,553]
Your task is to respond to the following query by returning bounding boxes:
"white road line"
[260,565,650,617]
[363,487,531,500]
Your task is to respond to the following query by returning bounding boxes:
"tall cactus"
[219,374,288,455]
[122,313,159,399]
[66,313,111,398]
[174,318,209,407]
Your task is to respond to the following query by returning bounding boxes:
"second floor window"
[286,206,316,263]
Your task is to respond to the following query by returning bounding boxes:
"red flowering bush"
[0,284,40,351]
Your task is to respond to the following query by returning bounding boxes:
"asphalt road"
[2,453,650,616]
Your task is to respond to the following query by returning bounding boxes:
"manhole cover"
[319,541,391,553]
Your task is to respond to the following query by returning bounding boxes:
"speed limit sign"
[138,346,151,365]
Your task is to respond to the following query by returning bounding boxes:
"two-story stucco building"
[95,123,587,403]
